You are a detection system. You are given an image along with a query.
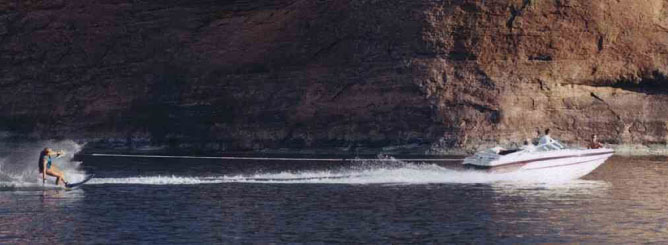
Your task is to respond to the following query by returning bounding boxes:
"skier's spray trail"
[0,138,86,189]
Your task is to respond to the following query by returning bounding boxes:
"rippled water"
[1,155,668,243]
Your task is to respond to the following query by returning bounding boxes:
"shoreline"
[608,144,668,156]
[1,135,664,157]
[77,143,668,158]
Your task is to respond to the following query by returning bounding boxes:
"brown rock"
[0,0,667,153]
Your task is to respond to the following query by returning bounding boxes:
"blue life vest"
[38,153,53,173]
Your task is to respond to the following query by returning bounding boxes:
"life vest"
[38,152,52,173]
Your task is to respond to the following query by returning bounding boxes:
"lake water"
[1,152,668,244]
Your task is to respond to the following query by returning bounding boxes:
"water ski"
[65,174,95,189]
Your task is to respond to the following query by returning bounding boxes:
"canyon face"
[1,0,667,153]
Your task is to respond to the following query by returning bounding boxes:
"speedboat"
[463,139,614,182]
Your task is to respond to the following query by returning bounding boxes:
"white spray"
[0,139,87,188]
[87,156,605,186]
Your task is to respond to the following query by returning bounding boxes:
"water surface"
[1,155,667,243]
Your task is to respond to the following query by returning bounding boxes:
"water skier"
[39,148,68,186]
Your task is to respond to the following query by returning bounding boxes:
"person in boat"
[538,128,563,150]
[588,134,603,149]
[520,138,536,152]
[39,148,68,186]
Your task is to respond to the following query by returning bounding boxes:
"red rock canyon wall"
[1,0,667,153]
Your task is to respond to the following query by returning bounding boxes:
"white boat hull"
[464,148,614,182]
[496,154,611,182]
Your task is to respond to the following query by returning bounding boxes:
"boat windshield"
[484,138,567,156]
[533,139,565,152]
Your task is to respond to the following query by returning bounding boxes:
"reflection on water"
[0,189,84,243]
[1,156,668,243]
[491,179,611,197]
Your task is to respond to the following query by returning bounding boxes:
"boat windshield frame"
[532,140,566,152]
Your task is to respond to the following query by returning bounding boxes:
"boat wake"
[85,158,604,186]
[83,162,478,185]
[218,163,480,184]
[89,175,226,185]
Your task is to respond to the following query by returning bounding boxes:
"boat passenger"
[588,134,603,149]
[538,128,563,150]
[521,138,536,152]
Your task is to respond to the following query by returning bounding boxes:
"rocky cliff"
[1,0,667,154]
